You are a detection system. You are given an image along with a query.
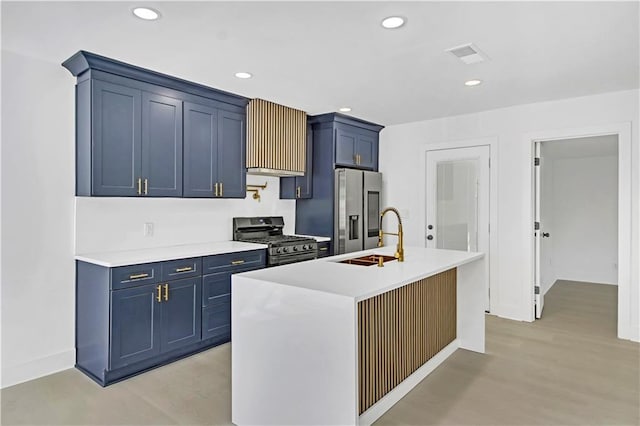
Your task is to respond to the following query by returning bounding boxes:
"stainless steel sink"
[338,254,397,266]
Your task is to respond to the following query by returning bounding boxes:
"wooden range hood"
[246,99,307,177]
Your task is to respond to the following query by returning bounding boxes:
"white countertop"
[75,241,268,267]
[293,234,331,242]
[235,246,483,301]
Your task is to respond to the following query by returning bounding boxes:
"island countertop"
[235,246,483,301]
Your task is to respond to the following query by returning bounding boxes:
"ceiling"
[541,135,618,160]
[2,1,638,126]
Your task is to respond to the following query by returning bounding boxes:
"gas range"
[233,217,318,266]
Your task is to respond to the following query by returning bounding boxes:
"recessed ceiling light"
[381,16,406,29]
[464,79,483,87]
[339,107,352,112]
[132,7,160,20]
[235,72,252,79]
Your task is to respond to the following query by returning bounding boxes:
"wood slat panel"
[357,268,457,414]
[246,98,306,173]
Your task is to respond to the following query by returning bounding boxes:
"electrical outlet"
[144,222,154,237]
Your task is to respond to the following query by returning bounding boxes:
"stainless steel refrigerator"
[333,169,383,254]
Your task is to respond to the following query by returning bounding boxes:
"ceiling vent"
[445,43,489,64]
[246,99,307,177]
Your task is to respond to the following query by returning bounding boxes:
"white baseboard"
[1,349,75,388]
[358,340,458,426]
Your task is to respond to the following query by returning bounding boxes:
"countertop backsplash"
[75,176,295,254]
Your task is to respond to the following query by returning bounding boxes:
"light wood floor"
[2,280,638,425]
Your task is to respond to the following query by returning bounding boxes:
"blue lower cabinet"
[110,283,162,370]
[161,277,202,352]
[202,300,231,341]
[76,250,266,386]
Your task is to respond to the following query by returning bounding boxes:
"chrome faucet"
[378,207,404,262]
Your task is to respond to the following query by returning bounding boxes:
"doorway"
[534,136,619,319]
[425,146,491,311]
[527,122,632,341]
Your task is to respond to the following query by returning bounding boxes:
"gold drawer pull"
[129,273,149,279]
[175,267,193,272]
[319,247,328,251]
[156,285,162,302]
[163,284,169,301]
[231,260,245,265]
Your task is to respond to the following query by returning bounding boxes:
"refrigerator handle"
[349,215,360,240]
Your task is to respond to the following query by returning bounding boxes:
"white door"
[426,146,490,311]
[534,142,544,318]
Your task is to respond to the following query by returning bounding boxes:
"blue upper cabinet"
[216,110,246,198]
[183,102,219,197]
[91,80,142,196]
[63,51,249,198]
[142,92,183,197]
[183,104,246,198]
[280,123,313,199]
[335,124,378,170]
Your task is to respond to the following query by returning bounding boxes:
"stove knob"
[293,246,298,251]
[283,247,289,253]
[302,244,308,250]
[276,248,281,254]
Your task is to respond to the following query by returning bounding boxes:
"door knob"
[427,235,434,240]
[542,232,550,238]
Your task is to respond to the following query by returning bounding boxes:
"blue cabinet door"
[217,110,246,198]
[355,132,377,170]
[160,277,202,352]
[202,272,231,341]
[280,123,313,199]
[141,92,183,197]
[183,102,218,198]
[110,283,161,369]
[92,80,142,196]
[335,127,357,167]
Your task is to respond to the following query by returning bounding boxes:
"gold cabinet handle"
[137,178,142,195]
[214,182,219,197]
[231,260,245,265]
[144,178,148,195]
[175,266,193,273]
[163,284,169,301]
[156,285,162,302]
[129,273,149,279]
[354,153,358,164]
[220,182,223,197]
[319,247,328,251]
[296,186,301,198]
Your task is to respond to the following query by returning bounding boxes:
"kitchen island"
[231,246,485,425]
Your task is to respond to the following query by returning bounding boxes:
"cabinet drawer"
[202,249,266,274]
[202,273,231,307]
[160,257,202,281]
[111,263,161,289]
[317,241,331,257]
[202,302,231,341]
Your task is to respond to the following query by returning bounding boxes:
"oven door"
[268,251,317,267]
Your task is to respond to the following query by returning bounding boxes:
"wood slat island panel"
[358,268,457,414]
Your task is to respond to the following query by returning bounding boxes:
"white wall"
[1,50,76,388]
[379,89,639,341]
[551,155,618,285]
[0,50,295,388]
[75,176,295,254]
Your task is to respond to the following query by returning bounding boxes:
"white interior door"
[534,142,544,318]
[426,146,490,310]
